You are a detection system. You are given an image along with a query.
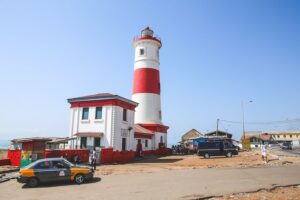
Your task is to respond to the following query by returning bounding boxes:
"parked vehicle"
[281,141,293,150]
[268,141,280,148]
[17,158,94,187]
[197,139,238,159]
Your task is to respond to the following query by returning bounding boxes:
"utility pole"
[242,101,245,141]
[216,118,219,137]
[242,100,253,141]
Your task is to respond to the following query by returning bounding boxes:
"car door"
[33,160,57,182]
[52,160,72,181]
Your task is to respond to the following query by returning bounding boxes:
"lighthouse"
[132,27,169,150]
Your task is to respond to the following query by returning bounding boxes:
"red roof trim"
[133,35,162,46]
[139,124,169,134]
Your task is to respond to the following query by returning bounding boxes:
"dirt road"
[1,165,300,200]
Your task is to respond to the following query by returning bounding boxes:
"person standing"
[261,142,267,163]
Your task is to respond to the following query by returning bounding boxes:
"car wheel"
[197,150,201,156]
[204,153,210,159]
[226,152,232,158]
[75,174,85,184]
[27,177,38,187]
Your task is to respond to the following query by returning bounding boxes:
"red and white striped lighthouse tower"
[132,27,169,149]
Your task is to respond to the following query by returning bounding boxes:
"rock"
[282,161,293,165]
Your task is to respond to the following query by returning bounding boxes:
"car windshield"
[63,159,74,167]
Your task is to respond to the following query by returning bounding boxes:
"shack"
[11,137,51,167]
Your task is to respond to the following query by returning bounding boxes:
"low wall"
[44,149,89,163]
[101,148,135,164]
[8,150,21,166]
[101,148,172,164]
[0,158,10,166]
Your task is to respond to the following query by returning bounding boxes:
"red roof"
[71,93,114,99]
[134,124,154,134]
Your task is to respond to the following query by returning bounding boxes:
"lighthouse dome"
[141,27,154,37]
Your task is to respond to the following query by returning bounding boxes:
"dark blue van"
[196,139,238,159]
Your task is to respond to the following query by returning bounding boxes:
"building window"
[95,107,102,119]
[122,138,127,151]
[160,136,163,143]
[80,137,87,149]
[94,138,100,147]
[139,48,144,56]
[284,135,286,138]
[121,129,128,137]
[123,109,127,121]
[82,108,89,120]
[277,135,280,138]
[145,140,148,148]
[290,134,293,138]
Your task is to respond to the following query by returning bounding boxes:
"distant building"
[205,130,232,139]
[244,130,300,148]
[67,93,138,151]
[243,131,272,148]
[46,137,71,150]
[268,131,300,142]
[180,129,203,149]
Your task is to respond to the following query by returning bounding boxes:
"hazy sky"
[0,0,299,144]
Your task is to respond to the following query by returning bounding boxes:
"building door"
[122,138,127,151]
[94,137,100,148]
[80,137,87,149]
[136,139,142,156]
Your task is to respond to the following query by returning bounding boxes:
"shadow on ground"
[22,177,101,189]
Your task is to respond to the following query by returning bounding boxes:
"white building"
[68,93,138,151]
[132,27,169,152]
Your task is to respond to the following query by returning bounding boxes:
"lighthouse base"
[133,124,168,152]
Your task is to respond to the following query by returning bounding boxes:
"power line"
[220,118,300,125]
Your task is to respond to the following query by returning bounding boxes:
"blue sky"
[0,0,299,144]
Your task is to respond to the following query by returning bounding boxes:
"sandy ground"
[96,150,300,176]
[212,186,300,200]
[1,165,300,200]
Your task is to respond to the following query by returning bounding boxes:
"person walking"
[261,142,267,163]
[91,148,97,170]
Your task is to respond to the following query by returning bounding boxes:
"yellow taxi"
[17,157,94,187]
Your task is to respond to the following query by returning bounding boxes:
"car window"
[214,142,220,149]
[34,161,51,169]
[52,160,69,169]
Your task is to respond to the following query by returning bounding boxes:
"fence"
[101,148,136,164]
[44,149,89,162]
[7,150,21,166]
[0,158,10,166]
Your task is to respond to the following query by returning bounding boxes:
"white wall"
[68,105,135,151]
[132,93,161,124]
[112,106,135,151]
[134,40,160,71]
